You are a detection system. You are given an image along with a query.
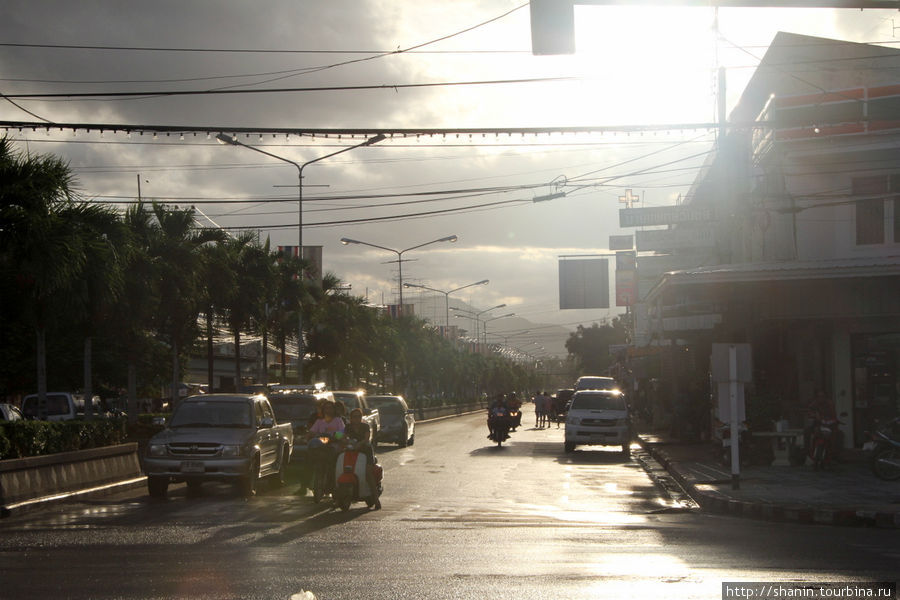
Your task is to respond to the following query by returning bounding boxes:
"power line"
[3,76,576,100]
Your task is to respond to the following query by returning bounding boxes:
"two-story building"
[636,33,900,446]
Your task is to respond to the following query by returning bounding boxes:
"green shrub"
[0,418,126,459]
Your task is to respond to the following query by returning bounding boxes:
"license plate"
[862,441,875,452]
[180,461,204,473]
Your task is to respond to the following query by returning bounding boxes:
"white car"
[573,376,619,392]
[564,389,631,454]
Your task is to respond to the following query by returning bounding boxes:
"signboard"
[636,227,715,252]
[619,205,715,228]
[559,258,610,309]
[712,343,753,383]
[615,250,637,307]
[609,234,634,251]
[277,245,323,283]
[615,269,637,306]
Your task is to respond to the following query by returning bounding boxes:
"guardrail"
[417,402,488,421]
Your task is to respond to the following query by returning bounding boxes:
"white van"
[564,389,631,454]
[21,393,101,421]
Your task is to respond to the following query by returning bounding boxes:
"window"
[853,176,887,245]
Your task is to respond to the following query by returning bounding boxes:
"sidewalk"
[638,433,900,529]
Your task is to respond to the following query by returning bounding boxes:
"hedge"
[0,418,127,460]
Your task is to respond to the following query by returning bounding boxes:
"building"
[632,33,900,446]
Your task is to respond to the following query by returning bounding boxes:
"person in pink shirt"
[308,401,345,438]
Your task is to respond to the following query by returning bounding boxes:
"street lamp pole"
[217,132,385,383]
[339,235,458,309]
[403,279,489,328]
[482,312,515,347]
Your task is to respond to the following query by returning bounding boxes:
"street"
[1,405,897,600]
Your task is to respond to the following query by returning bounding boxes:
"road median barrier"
[1,443,142,513]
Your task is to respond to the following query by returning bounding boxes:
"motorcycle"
[488,412,511,447]
[333,438,383,511]
[508,408,522,431]
[864,417,900,481]
[308,435,338,503]
[712,420,751,467]
[806,411,843,471]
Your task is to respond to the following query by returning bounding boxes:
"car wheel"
[564,441,575,453]
[399,427,409,447]
[148,476,168,498]
[621,443,630,456]
[408,432,414,446]
[371,429,379,451]
[239,457,260,498]
[275,446,289,486]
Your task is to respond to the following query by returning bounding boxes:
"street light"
[340,235,458,309]
[217,132,386,383]
[403,279,489,328]
[451,303,506,343]
[481,312,515,346]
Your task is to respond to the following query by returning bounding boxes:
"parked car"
[268,389,334,462]
[143,393,293,498]
[332,390,380,447]
[368,395,415,447]
[573,376,619,392]
[0,403,23,421]
[564,389,631,454]
[21,392,102,421]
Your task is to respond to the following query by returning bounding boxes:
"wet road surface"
[1,405,897,599]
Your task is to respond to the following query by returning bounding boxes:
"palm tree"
[0,137,115,416]
[269,253,304,384]
[115,203,162,421]
[146,202,225,407]
[220,232,271,391]
[198,240,231,392]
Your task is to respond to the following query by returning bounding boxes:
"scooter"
[865,417,900,481]
[488,413,511,447]
[333,438,382,511]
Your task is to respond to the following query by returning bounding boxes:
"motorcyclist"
[307,401,345,492]
[487,394,510,440]
[343,408,381,509]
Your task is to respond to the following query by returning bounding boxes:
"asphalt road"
[1,405,897,600]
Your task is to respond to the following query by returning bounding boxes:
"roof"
[644,255,900,301]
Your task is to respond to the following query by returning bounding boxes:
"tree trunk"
[84,336,93,420]
[280,339,286,383]
[171,339,179,411]
[261,329,268,385]
[207,311,215,392]
[127,361,137,424]
[36,328,47,420]
[234,328,242,392]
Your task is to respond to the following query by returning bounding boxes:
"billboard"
[619,205,715,228]
[635,227,715,252]
[277,245,323,283]
[609,234,633,251]
[558,258,609,309]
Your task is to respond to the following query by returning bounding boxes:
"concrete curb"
[638,438,900,529]
[2,476,147,518]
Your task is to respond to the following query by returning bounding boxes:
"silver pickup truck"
[143,394,293,498]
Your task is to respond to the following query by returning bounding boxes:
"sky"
[2,0,897,356]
